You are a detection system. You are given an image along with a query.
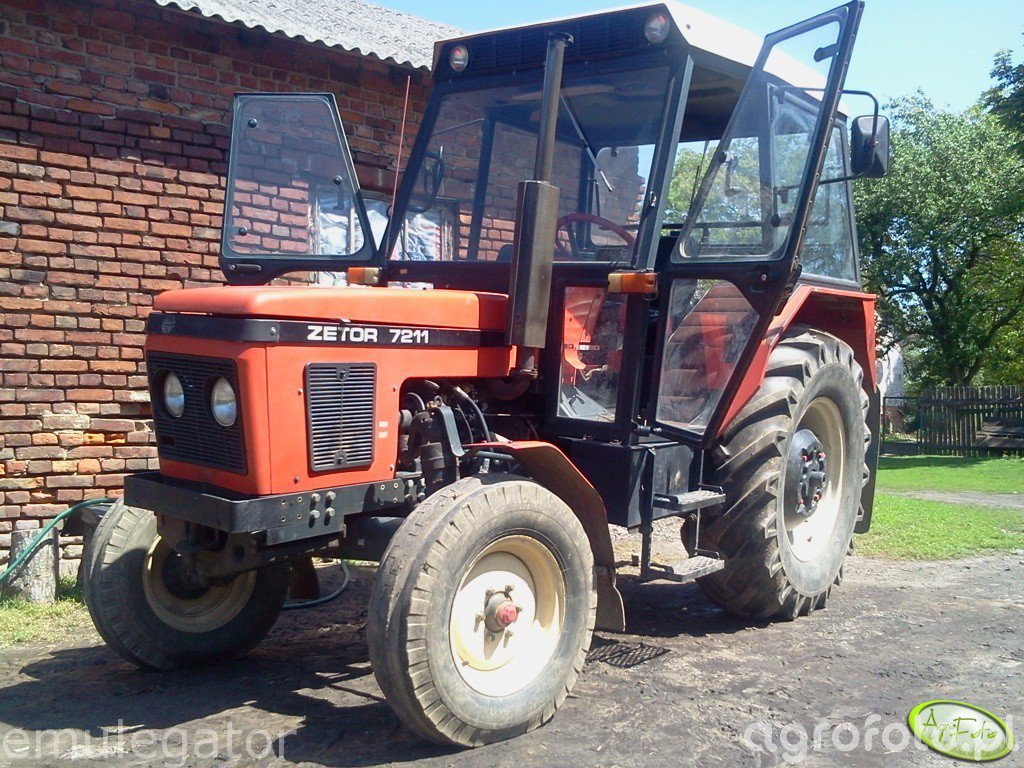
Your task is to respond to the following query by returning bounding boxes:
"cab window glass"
[225,95,366,258]
[656,280,757,431]
[392,66,671,263]
[557,287,627,422]
[801,130,856,281]
[674,17,845,261]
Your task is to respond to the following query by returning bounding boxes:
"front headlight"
[210,377,237,427]
[163,372,185,418]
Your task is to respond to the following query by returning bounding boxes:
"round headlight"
[210,378,237,427]
[163,372,185,418]
[449,44,469,72]
[644,13,672,44]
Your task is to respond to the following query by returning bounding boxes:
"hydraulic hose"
[282,560,351,610]
[0,498,114,587]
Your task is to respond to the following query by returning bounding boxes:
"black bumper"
[124,472,408,545]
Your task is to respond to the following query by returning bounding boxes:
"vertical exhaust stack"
[506,32,573,375]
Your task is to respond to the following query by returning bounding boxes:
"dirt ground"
[893,489,1024,510]
[0,529,1020,768]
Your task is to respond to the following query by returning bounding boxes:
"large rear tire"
[83,500,289,670]
[697,328,869,619]
[367,475,596,746]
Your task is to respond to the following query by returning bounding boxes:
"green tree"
[984,40,1024,383]
[986,43,1024,155]
[854,95,1024,387]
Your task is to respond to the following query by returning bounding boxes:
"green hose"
[1,498,350,612]
[0,498,114,586]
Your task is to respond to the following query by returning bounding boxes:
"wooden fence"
[882,385,1024,456]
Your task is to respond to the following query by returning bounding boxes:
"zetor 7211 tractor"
[83,1,890,746]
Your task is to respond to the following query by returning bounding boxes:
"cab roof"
[433,2,847,125]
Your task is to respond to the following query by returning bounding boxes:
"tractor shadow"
[615,575,770,639]
[0,570,762,767]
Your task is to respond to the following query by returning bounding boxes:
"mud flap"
[470,440,626,632]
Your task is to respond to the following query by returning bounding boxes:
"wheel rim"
[783,397,846,562]
[448,535,565,697]
[142,537,256,633]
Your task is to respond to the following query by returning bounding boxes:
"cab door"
[651,2,864,444]
[218,93,379,284]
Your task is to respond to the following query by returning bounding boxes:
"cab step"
[652,489,725,515]
[642,554,726,584]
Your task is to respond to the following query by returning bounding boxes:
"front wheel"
[698,328,869,619]
[83,500,289,670]
[367,475,596,746]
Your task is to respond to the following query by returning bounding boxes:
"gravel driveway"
[0,538,1020,768]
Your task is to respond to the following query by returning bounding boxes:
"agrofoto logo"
[908,700,1015,762]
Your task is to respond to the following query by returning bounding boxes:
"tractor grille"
[305,363,376,472]
[147,353,247,474]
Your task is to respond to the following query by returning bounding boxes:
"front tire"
[698,328,869,619]
[367,475,596,746]
[83,500,289,670]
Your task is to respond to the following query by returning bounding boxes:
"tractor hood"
[153,286,510,332]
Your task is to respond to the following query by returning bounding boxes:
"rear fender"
[717,285,879,529]
[719,285,877,433]
[471,440,626,632]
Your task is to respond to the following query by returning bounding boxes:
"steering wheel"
[556,212,636,259]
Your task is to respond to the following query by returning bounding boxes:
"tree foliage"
[986,45,1024,156]
[854,95,1024,387]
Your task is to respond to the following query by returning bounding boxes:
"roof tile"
[151,0,462,69]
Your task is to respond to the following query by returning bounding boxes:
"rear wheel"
[698,328,869,619]
[367,475,596,746]
[83,500,289,670]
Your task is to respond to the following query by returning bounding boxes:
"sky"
[379,0,1023,111]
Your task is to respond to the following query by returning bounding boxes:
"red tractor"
[83,1,889,746]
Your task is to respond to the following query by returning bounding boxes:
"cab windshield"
[391,64,672,263]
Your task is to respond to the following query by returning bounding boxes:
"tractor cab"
[215,0,886,453]
[89,1,891,749]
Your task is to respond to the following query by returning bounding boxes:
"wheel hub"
[159,551,212,601]
[484,590,521,632]
[787,428,827,519]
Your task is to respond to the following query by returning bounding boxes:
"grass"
[858,493,1024,560]
[0,577,93,647]
[877,455,1024,494]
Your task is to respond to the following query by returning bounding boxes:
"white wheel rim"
[142,537,256,634]
[785,397,846,562]
[449,535,565,697]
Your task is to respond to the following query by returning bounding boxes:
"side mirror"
[850,114,890,178]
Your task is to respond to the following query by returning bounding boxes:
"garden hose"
[0,497,114,586]
[1,498,352,611]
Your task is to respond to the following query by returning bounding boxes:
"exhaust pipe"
[506,32,573,375]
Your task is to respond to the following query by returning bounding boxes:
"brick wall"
[0,0,429,572]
